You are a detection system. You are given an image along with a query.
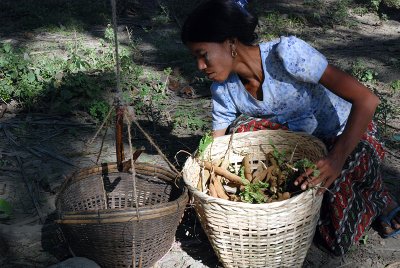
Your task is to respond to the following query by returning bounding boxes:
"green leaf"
[239,181,270,203]
[197,131,213,158]
[3,43,12,53]
[27,71,36,83]
[359,234,368,245]
[269,139,286,165]
[0,199,12,218]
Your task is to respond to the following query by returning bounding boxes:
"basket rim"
[183,129,326,208]
[56,161,189,224]
[186,182,320,208]
[201,129,328,153]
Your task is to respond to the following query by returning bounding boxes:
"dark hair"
[181,0,258,45]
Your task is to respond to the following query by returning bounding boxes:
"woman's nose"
[197,58,207,71]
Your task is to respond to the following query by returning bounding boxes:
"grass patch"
[258,11,304,41]
[0,0,110,34]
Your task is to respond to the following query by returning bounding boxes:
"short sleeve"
[211,82,237,131]
[276,36,328,84]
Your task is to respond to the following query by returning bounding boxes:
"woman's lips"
[207,72,216,79]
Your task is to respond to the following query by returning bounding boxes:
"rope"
[88,106,114,145]
[125,112,140,218]
[110,0,122,104]
[110,0,180,181]
[131,117,181,175]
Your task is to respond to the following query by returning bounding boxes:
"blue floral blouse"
[211,36,352,139]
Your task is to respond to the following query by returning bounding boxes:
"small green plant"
[240,181,270,204]
[173,108,207,131]
[104,24,114,42]
[197,131,213,158]
[359,234,369,245]
[0,42,43,104]
[380,13,388,21]
[326,0,352,26]
[351,60,378,82]
[269,139,287,166]
[293,158,321,177]
[0,199,12,220]
[89,100,111,122]
[353,6,370,16]
[370,0,382,11]
[390,80,400,92]
[152,3,171,24]
[374,93,400,136]
[259,11,304,40]
[0,159,10,167]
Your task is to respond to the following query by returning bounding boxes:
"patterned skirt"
[228,115,391,256]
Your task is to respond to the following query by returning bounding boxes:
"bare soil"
[0,1,399,267]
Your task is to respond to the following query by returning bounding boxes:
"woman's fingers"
[294,168,314,187]
[294,157,343,195]
[294,168,333,194]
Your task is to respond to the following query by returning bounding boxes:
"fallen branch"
[31,146,76,167]
[0,167,19,172]
[14,152,44,224]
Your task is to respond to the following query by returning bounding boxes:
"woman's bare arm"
[295,64,380,194]
[213,128,228,137]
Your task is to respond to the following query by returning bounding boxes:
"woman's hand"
[294,151,347,195]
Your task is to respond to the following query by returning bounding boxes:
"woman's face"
[187,41,234,82]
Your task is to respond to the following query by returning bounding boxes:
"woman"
[181,0,400,256]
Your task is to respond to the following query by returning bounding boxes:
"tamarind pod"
[273,166,282,177]
[220,157,230,169]
[266,167,273,182]
[215,158,230,193]
[277,192,291,201]
[270,177,278,187]
[197,178,202,191]
[229,194,241,202]
[252,162,264,182]
[253,167,269,183]
[197,169,210,191]
[201,161,249,185]
[212,158,223,167]
[265,196,273,203]
[277,174,286,186]
[208,173,218,198]
[282,192,291,200]
[270,178,278,194]
[213,176,229,200]
[242,155,253,182]
[267,153,278,167]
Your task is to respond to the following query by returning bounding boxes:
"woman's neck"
[233,43,264,100]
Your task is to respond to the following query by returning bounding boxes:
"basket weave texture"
[56,162,188,268]
[182,130,327,268]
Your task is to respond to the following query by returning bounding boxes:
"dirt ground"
[0,0,400,267]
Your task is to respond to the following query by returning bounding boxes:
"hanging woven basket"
[56,162,188,268]
[182,130,327,268]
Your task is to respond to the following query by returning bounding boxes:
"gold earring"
[231,50,237,58]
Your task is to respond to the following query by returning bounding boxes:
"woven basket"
[56,162,188,268]
[182,130,327,268]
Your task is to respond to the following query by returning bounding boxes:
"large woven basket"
[182,130,327,268]
[56,162,188,268]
